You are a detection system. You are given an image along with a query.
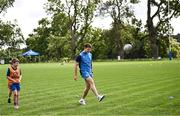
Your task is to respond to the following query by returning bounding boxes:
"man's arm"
[74,55,81,81]
[74,62,79,81]
[91,53,93,73]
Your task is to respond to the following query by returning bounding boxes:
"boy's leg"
[17,91,20,106]
[17,84,20,106]
[8,89,12,98]
[8,88,12,103]
[82,81,90,99]
[13,90,18,106]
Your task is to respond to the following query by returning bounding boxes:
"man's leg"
[85,77,99,97]
[79,81,90,105]
[86,77,105,102]
[82,81,90,99]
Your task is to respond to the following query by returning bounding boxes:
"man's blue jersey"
[76,51,93,78]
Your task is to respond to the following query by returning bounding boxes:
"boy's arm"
[18,75,22,83]
[19,69,22,82]
[7,76,16,83]
[6,68,16,82]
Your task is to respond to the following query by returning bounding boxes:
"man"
[74,43,105,105]
[6,58,22,109]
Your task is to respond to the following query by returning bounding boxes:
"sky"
[0,0,48,38]
[0,0,179,38]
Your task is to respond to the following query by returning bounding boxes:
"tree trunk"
[118,48,124,59]
[149,34,159,59]
[116,35,124,59]
[114,19,124,59]
[147,0,159,59]
[71,31,77,59]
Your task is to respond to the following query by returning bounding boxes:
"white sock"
[97,95,100,99]
[80,98,84,101]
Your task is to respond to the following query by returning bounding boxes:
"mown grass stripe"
[1,61,180,115]
[89,84,179,115]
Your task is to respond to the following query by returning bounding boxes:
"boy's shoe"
[79,99,86,105]
[8,98,11,103]
[97,95,105,102]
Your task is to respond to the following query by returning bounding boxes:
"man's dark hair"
[84,43,92,48]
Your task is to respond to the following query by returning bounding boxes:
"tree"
[0,20,24,59]
[169,37,180,58]
[47,12,71,59]
[47,35,71,60]
[26,18,51,56]
[46,0,99,58]
[26,12,72,59]
[173,33,180,43]
[146,0,180,59]
[76,28,107,59]
[0,0,25,59]
[98,0,139,59]
[0,0,17,48]
[101,23,148,59]
[0,0,15,13]
[0,20,24,49]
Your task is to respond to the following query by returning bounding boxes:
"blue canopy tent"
[21,50,40,62]
[22,50,39,56]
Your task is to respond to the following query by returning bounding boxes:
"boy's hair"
[84,43,92,48]
[9,60,12,64]
[11,58,19,64]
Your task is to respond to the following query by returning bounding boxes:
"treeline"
[0,0,180,62]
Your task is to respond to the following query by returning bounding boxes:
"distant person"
[74,43,105,105]
[168,51,173,60]
[6,58,22,109]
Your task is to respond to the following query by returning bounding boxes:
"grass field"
[0,60,180,115]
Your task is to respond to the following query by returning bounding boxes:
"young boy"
[6,58,22,109]
[74,43,105,105]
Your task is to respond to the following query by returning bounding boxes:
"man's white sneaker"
[79,99,86,105]
[14,105,19,109]
[97,95,105,102]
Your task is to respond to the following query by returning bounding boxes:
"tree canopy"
[1,0,180,62]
